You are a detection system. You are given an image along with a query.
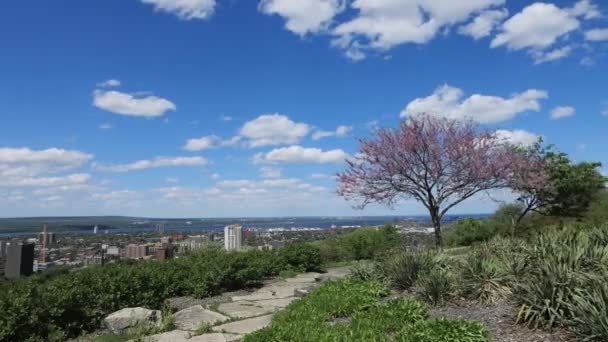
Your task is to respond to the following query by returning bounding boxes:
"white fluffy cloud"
[183,135,220,151]
[459,9,508,40]
[95,156,208,172]
[0,147,93,190]
[490,1,599,63]
[254,145,347,164]
[332,0,505,59]
[240,114,311,147]
[551,106,576,119]
[402,84,548,124]
[139,0,216,20]
[495,129,540,147]
[312,125,352,140]
[585,28,608,41]
[93,90,176,117]
[259,0,345,35]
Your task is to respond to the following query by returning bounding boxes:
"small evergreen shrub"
[396,319,489,342]
[416,267,454,306]
[381,251,435,290]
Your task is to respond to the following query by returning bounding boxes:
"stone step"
[172,305,230,331]
[212,314,273,335]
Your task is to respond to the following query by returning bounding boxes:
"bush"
[278,242,322,273]
[458,250,511,305]
[328,225,401,261]
[565,280,608,341]
[0,246,314,341]
[416,267,454,306]
[396,319,489,342]
[381,251,435,290]
[445,218,499,247]
[350,260,381,282]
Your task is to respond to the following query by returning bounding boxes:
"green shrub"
[381,251,435,290]
[396,319,489,342]
[350,260,382,281]
[565,280,608,341]
[330,225,401,261]
[445,218,499,247]
[350,298,428,337]
[278,242,322,272]
[416,267,454,306]
[458,250,511,305]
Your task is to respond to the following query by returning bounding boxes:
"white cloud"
[165,177,179,183]
[259,166,282,179]
[495,129,540,147]
[310,173,334,179]
[183,135,220,151]
[401,84,548,124]
[532,46,573,64]
[585,28,608,41]
[211,173,220,179]
[312,125,353,140]
[332,0,504,60]
[567,0,600,19]
[97,79,121,88]
[219,114,234,121]
[491,3,579,50]
[139,0,216,20]
[459,9,508,40]
[0,174,92,188]
[93,90,176,117]
[99,123,114,130]
[259,0,345,35]
[254,145,347,164]
[551,106,576,119]
[0,147,92,178]
[95,156,208,172]
[239,114,311,147]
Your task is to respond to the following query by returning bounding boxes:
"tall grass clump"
[515,227,608,332]
[380,251,436,290]
[458,249,512,305]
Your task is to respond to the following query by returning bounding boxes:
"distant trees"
[337,115,518,247]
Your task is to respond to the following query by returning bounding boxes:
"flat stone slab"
[315,267,351,283]
[232,282,312,301]
[190,333,242,342]
[253,297,298,309]
[212,314,273,335]
[105,307,161,335]
[172,305,230,331]
[217,301,276,319]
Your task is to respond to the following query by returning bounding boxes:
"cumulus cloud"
[93,90,176,117]
[551,106,576,119]
[240,114,311,147]
[495,129,540,147]
[491,1,599,63]
[401,84,548,124]
[95,156,208,172]
[183,135,220,151]
[259,0,345,35]
[139,0,216,20]
[585,28,608,41]
[254,145,347,164]
[99,123,114,130]
[0,147,92,178]
[332,0,505,60]
[459,9,508,40]
[312,125,352,140]
[97,79,121,88]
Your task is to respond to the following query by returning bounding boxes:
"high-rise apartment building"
[224,225,242,251]
[5,242,35,279]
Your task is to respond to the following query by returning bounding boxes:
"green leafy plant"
[381,251,435,290]
[396,318,489,342]
[416,267,454,306]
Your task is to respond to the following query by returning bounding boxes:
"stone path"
[139,268,350,342]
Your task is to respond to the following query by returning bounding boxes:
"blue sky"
[0,0,606,218]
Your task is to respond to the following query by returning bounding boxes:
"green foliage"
[194,322,213,336]
[380,251,435,290]
[584,192,608,227]
[245,278,486,342]
[565,280,608,341]
[0,246,312,341]
[350,260,382,282]
[445,218,500,247]
[328,225,401,261]
[278,242,322,273]
[458,249,512,304]
[416,267,454,306]
[396,319,489,342]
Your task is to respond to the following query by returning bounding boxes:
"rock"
[217,301,276,319]
[212,314,273,335]
[284,272,320,283]
[172,305,230,331]
[254,297,298,309]
[141,331,241,342]
[166,297,209,311]
[315,267,351,283]
[294,287,311,297]
[190,333,242,342]
[232,282,311,301]
[104,307,161,335]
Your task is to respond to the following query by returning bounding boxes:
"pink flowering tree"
[337,115,517,247]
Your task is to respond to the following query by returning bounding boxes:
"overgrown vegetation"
[0,246,320,341]
[244,278,488,342]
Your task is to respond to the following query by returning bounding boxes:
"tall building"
[125,244,149,259]
[224,225,242,251]
[0,239,6,277]
[5,242,35,279]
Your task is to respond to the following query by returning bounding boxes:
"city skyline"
[1,0,607,217]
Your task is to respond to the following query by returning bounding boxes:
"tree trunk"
[430,209,442,248]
